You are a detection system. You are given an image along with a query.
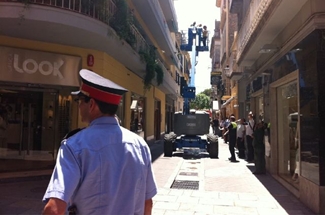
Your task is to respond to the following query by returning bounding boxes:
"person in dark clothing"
[236,118,246,159]
[245,112,255,162]
[212,117,219,136]
[223,117,230,143]
[202,26,208,47]
[225,116,237,162]
[253,121,266,174]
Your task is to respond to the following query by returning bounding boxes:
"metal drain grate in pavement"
[170,180,199,190]
[179,172,198,176]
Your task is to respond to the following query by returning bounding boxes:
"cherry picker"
[164,23,219,158]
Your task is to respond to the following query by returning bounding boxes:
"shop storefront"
[154,99,161,140]
[0,46,80,173]
[249,30,325,213]
[271,76,299,188]
[116,96,125,126]
[165,96,175,134]
[130,93,145,139]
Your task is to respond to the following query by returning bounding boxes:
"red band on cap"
[80,83,121,105]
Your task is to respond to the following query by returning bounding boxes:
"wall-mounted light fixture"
[224,65,230,77]
[259,44,278,54]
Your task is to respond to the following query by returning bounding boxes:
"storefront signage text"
[13,54,64,79]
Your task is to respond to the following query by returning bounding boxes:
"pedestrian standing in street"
[42,69,157,215]
[225,116,238,162]
[252,121,266,174]
[219,117,225,139]
[223,117,230,143]
[246,111,255,162]
[212,116,220,136]
[236,118,246,159]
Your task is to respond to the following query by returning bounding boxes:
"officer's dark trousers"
[246,135,254,161]
[254,145,266,173]
[237,137,245,158]
[229,137,236,160]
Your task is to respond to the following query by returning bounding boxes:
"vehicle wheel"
[164,133,174,157]
[207,134,218,159]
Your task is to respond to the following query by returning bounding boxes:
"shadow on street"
[245,165,316,215]
[150,141,164,162]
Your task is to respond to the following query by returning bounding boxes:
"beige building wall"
[0,35,165,141]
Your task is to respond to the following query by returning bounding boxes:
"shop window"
[116,95,125,126]
[257,96,264,122]
[130,93,145,139]
[277,82,300,186]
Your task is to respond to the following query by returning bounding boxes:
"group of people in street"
[40,68,270,214]
[211,112,267,174]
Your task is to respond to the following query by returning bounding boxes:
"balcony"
[0,0,153,76]
[236,0,308,67]
[158,0,178,32]
[131,0,180,68]
[229,0,242,13]
[156,59,179,97]
[0,0,181,95]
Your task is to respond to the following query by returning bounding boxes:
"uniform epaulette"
[63,128,85,140]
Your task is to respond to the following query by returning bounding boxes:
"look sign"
[13,54,64,79]
[1,46,81,87]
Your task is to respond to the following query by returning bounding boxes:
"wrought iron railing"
[129,24,149,53]
[4,0,117,22]
[156,59,178,92]
[150,0,181,68]
[3,0,179,90]
[3,0,152,53]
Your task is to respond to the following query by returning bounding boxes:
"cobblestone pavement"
[0,138,316,215]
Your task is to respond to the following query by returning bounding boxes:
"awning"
[221,96,235,108]
[221,95,231,100]
[130,100,138,110]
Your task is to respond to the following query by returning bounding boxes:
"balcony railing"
[4,0,117,22]
[150,0,174,48]
[3,0,152,53]
[150,0,181,68]
[3,0,179,90]
[130,24,149,53]
[236,0,271,61]
[157,59,178,93]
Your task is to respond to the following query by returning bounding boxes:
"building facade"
[214,0,240,119]
[215,0,325,213]
[0,0,187,176]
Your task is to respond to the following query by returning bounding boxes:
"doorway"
[277,81,299,187]
[154,100,161,140]
[0,87,58,172]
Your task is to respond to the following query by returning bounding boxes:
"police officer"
[226,115,238,162]
[42,69,157,215]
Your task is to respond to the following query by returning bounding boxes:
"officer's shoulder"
[63,128,85,140]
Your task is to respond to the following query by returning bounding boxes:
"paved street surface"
[0,137,316,215]
[150,137,315,215]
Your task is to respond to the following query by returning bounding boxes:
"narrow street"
[150,137,315,215]
[0,137,316,215]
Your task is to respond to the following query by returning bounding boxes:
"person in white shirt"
[236,118,246,159]
[245,112,255,162]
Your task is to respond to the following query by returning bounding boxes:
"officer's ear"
[89,98,98,112]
